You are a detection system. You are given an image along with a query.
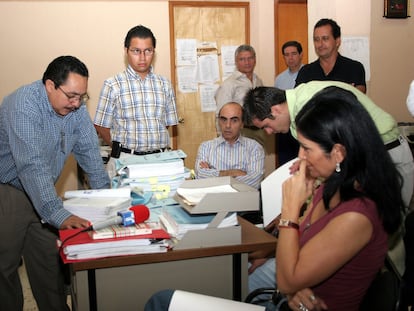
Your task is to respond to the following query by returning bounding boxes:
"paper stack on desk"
[91,222,155,240]
[63,188,132,223]
[123,158,185,178]
[63,197,132,223]
[176,184,237,206]
[113,157,190,200]
[59,226,171,262]
[159,205,238,239]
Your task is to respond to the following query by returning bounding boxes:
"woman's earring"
[335,162,341,173]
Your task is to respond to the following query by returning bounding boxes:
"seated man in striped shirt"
[195,102,265,189]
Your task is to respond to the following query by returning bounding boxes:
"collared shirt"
[0,80,110,228]
[274,65,303,90]
[195,135,265,189]
[94,65,179,152]
[286,81,399,144]
[215,70,263,115]
[295,54,366,88]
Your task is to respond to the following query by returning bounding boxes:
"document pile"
[59,226,170,262]
[63,188,132,224]
[175,184,238,206]
[112,150,190,200]
[91,222,154,240]
[159,204,238,239]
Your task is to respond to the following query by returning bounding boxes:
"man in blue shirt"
[274,41,304,166]
[195,102,264,189]
[0,56,110,310]
[274,41,304,90]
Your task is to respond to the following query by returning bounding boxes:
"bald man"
[195,102,265,189]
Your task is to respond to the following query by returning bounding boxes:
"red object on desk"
[58,226,170,263]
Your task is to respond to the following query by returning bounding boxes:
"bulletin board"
[169,1,249,169]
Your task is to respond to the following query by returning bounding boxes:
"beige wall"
[1,0,414,193]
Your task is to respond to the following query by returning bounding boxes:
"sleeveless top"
[299,185,388,311]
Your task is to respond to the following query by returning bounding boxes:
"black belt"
[385,138,401,150]
[120,147,166,155]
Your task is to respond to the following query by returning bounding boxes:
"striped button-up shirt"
[195,135,265,189]
[94,65,178,152]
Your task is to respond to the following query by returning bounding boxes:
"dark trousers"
[276,131,299,167]
[0,184,69,311]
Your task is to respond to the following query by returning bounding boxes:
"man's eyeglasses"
[128,48,154,57]
[58,86,90,103]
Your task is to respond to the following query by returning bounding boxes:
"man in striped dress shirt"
[195,102,265,189]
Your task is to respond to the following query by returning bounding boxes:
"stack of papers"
[92,222,160,240]
[64,188,131,199]
[59,227,170,262]
[159,205,238,239]
[63,197,132,223]
[176,184,238,205]
[123,159,185,178]
[63,188,132,223]
[115,159,190,200]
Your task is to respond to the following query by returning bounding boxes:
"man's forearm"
[94,125,112,146]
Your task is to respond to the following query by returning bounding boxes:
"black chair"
[398,211,414,311]
[245,257,401,311]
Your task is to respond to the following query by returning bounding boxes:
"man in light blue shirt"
[274,41,304,90]
[195,102,264,189]
[0,56,110,310]
[274,41,304,166]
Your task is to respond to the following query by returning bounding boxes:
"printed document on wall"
[197,54,220,84]
[176,38,197,66]
[341,36,370,81]
[177,65,198,93]
[199,84,219,112]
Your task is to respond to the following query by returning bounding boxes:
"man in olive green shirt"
[243,80,414,208]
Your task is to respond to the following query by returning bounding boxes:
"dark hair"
[243,87,286,125]
[42,56,88,88]
[282,41,303,55]
[314,18,341,39]
[295,86,403,234]
[235,44,256,58]
[124,25,156,49]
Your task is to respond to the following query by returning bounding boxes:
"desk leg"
[88,269,98,311]
[233,253,242,301]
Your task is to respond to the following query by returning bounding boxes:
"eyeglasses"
[58,86,90,103]
[128,48,154,57]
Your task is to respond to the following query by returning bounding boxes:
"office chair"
[245,255,401,311]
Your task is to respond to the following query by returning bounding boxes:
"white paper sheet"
[169,290,265,311]
[260,158,298,226]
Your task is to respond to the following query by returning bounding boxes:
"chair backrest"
[260,158,297,227]
[359,261,400,311]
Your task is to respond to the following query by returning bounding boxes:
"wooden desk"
[69,217,276,311]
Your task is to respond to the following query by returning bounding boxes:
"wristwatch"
[278,218,299,229]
